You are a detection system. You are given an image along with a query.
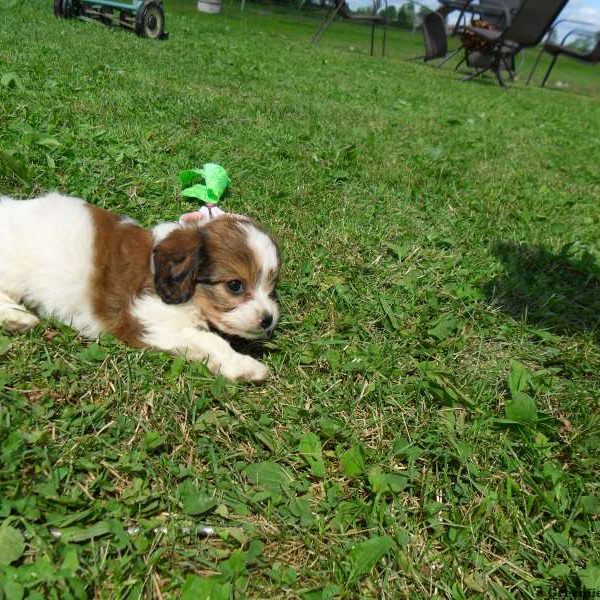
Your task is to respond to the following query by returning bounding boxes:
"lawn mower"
[54,0,168,39]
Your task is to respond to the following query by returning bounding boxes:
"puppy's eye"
[226,279,244,295]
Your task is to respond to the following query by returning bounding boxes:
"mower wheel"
[135,1,165,39]
[54,0,78,18]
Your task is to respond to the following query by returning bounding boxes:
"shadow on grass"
[485,241,600,337]
[229,337,271,359]
[218,330,278,360]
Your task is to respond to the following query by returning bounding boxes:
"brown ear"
[153,228,210,304]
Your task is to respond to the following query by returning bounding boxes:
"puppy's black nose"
[260,313,273,330]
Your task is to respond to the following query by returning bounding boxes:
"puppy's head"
[153,216,280,339]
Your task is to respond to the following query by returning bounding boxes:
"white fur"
[242,223,279,276]
[219,223,279,338]
[0,193,104,337]
[0,291,40,332]
[0,194,274,383]
[152,222,180,246]
[119,215,139,226]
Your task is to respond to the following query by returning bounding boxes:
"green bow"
[179,163,231,204]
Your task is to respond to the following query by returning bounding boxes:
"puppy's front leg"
[179,329,269,382]
[0,291,40,332]
[145,326,269,383]
[132,297,269,382]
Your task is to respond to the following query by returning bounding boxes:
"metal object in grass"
[54,0,168,40]
[49,524,216,541]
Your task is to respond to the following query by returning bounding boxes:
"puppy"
[0,193,280,382]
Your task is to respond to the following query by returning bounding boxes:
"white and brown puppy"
[0,193,280,382]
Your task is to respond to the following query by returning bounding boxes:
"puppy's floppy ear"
[153,228,210,304]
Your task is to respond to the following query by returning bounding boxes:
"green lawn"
[1,1,600,598]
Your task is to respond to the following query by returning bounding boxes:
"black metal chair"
[424,0,518,69]
[527,22,600,87]
[454,0,570,86]
[312,0,389,57]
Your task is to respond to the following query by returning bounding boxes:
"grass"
[1,0,600,597]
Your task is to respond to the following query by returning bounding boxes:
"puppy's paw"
[0,308,40,333]
[219,354,270,383]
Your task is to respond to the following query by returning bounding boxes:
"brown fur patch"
[191,217,265,324]
[153,228,209,305]
[89,206,154,347]
[204,217,262,285]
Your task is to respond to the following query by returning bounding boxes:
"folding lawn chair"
[454,0,570,86]
[424,0,518,69]
[527,22,600,87]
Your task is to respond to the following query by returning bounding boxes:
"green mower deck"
[54,0,168,39]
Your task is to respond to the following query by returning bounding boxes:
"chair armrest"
[544,18,598,44]
[552,18,597,29]
[559,28,599,46]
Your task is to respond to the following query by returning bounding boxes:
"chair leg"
[526,46,546,85]
[382,22,387,57]
[370,20,375,56]
[462,66,489,82]
[438,46,462,68]
[454,53,466,71]
[501,56,514,81]
[312,1,343,44]
[495,67,507,88]
[411,45,461,65]
[541,55,559,88]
